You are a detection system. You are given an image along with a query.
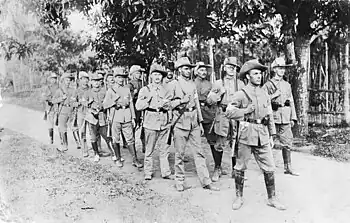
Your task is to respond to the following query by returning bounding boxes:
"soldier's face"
[197,67,207,79]
[50,77,57,85]
[225,65,237,76]
[92,80,100,88]
[151,72,163,84]
[80,77,89,86]
[115,76,125,85]
[247,69,262,86]
[107,76,114,85]
[63,78,71,86]
[179,66,192,78]
[166,71,174,80]
[134,71,142,80]
[274,67,286,77]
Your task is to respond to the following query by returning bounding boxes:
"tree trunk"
[293,36,310,137]
[344,43,350,124]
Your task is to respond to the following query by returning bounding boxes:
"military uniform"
[207,57,245,180]
[103,68,143,168]
[170,57,219,192]
[135,64,172,180]
[42,72,59,144]
[52,73,77,152]
[226,59,285,211]
[262,57,298,176]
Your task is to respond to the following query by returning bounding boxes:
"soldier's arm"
[225,91,246,120]
[194,89,203,123]
[135,87,151,111]
[289,89,298,122]
[128,90,136,119]
[207,80,223,105]
[51,88,64,104]
[266,97,276,135]
[103,89,119,109]
[169,82,182,108]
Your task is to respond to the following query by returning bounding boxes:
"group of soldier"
[42,55,299,211]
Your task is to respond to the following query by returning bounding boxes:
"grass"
[2,88,45,112]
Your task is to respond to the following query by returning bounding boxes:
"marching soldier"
[207,57,245,181]
[52,73,77,152]
[262,57,299,176]
[83,73,119,163]
[135,64,173,180]
[127,65,146,152]
[103,67,143,168]
[226,59,286,210]
[193,62,219,173]
[170,57,219,192]
[42,72,59,145]
[72,71,90,157]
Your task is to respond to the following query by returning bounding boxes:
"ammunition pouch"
[271,101,280,111]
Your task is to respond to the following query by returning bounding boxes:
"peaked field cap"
[239,59,268,79]
[271,57,293,68]
[49,72,58,78]
[150,63,167,76]
[194,62,211,74]
[113,67,128,77]
[79,71,89,79]
[174,57,196,69]
[129,65,145,75]
[224,57,240,67]
[96,69,105,75]
[90,73,103,80]
[61,72,74,79]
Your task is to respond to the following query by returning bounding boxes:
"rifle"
[166,101,190,145]
[55,91,67,126]
[43,102,53,121]
[107,108,115,138]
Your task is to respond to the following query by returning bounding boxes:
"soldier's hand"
[244,104,255,114]
[181,94,190,104]
[290,120,295,127]
[200,123,204,136]
[62,94,67,100]
[132,119,136,128]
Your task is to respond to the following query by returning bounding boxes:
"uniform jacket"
[135,83,172,131]
[75,85,90,116]
[194,77,216,124]
[103,84,136,124]
[52,85,77,114]
[128,79,143,102]
[225,83,276,146]
[207,76,245,137]
[262,79,297,124]
[169,76,203,131]
[42,84,59,113]
[83,87,107,126]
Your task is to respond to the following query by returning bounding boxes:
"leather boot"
[128,144,143,168]
[264,172,286,210]
[49,128,54,144]
[72,131,81,149]
[210,146,220,182]
[283,147,299,176]
[81,132,88,157]
[112,143,123,167]
[122,133,128,149]
[57,132,68,152]
[91,142,100,162]
[232,170,244,210]
[231,157,237,178]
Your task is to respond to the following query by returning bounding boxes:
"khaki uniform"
[170,76,211,187]
[103,84,136,144]
[262,79,297,147]
[207,77,245,153]
[225,84,276,172]
[194,77,217,145]
[135,83,172,178]
[42,84,59,129]
[128,79,143,126]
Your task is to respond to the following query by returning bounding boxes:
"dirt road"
[1,103,350,223]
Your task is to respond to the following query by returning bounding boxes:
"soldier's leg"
[79,119,88,157]
[88,123,100,162]
[252,144,286,210]
[111,122,123,167]
[279,124,299,176]
[57,113,69,152]
[157,128,172,179]
[202,123,219,176]
[123,122,143,168]
[232,143,252,210]
[173,127,190,191]
[121,131,128,148]
[188,125,219,191]
[212,135,226,182]
[47,112,55,144]
[99,124,115,159]
[135,110,146,152]
[143,128,157,180]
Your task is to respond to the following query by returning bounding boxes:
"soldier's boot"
[81,132,89,157]
[112,143,123,167]
[232,170,244,210]
[282,147,299,176]
[91,142,100,162]
[49,128,54,144]
[217,150,227,175]
[210,146,220,182]
[141,138,146,153]
[72,131,81,149]
[106,140,117,161]
[264,171,286,211]
[231,157,237,178]
[128,144,143,168]
[122,133,128,149]
[57,132,68,152]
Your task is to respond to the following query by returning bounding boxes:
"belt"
[146,107,168,113]
[175,107,196,112]
[245,118,269,125]
[116,105,130,110]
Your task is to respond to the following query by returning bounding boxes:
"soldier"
[262,57,298,176]
[135,64,173,180]
[170,57,219,192]
[127,65,146,152]
[103,67,143,168]
[83,73,120,163]
[207,57,245,181]
[52,73,77,152]
[42,72,59,145]
[226,59,286,210]
[71,71,90,157]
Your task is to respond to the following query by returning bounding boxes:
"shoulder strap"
[241,87,252,103]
